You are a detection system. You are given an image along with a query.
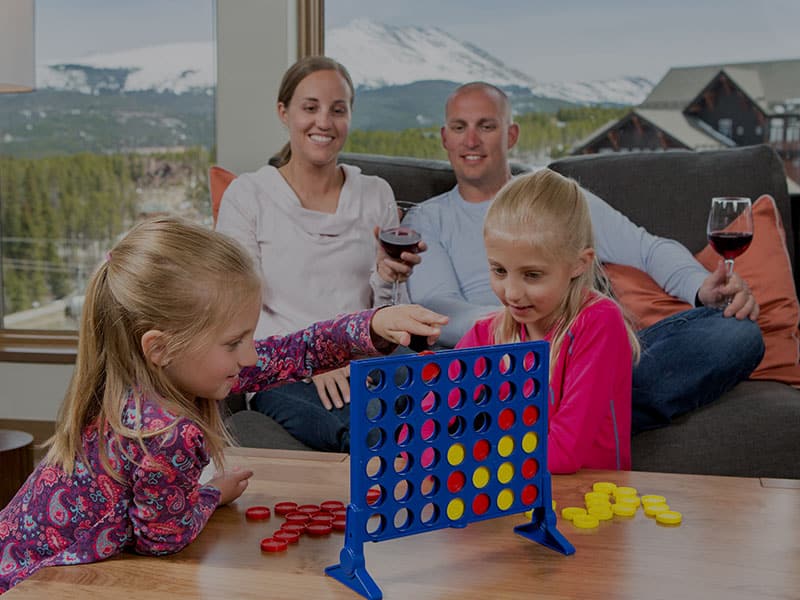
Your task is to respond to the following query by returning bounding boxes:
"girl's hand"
[311,364,351,410]
[371,304,449,347]
[207,466,254,506]
[374,226,427,284]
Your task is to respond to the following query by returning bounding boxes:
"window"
[787,118,800,143]
[718,118,733,138]
[770,118,785,142]
[0,1,215,332]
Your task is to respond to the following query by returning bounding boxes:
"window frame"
[0,0,324,363]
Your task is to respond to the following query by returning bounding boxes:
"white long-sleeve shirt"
[216,163,398,338]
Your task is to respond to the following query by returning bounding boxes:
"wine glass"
[707,196,753,278]
[379,202,422,305]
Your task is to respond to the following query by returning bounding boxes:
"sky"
[36,0,800,84]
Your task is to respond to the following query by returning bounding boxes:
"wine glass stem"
[725,259,735,278]
[392,280,399,305]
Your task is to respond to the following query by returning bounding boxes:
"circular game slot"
[447,470,466,493]
[522,351,537,372]
[420,502,439,526]
[420,391,439,414]
[420,418,439,442]
[394,394,413,418]
[394,423,413,447]
[498,381,515,402]
[472,493,490,516]
[366,427,386,450]
[497,407,516,431]
[522,378,538,399]
[521,457,539,479]
[447,359,466,382]
[496,489,515,511]
[473,411,492,433]
[497,462,515,484]
[393,365,412,389]
[366,484,385,507]
[421,446,440,470]
[499,353,515,375]
[366,397,386,422]
[521,484,539,505]
[472,355,491,379]
[366,368,386,391]
[472,384,490,406]
[366,513,386,536]
[472,466,490,489]
[394,508,414,531]
[447,415,466,438]
[472,438,491,461]
[366,455,385,479]
[420,474,440,497]
[522,405,539,426]
[394,451,412,474]
[394,479,414,502]
[448,387,466,410]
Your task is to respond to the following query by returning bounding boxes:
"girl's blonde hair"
[44,215,262,479]
[485,169,640,371]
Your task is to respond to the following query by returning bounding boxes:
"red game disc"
[366,489,381,505]
[306,522,333,536]
[310,511,334,523]
[331,507,347,518]
[260,537,288,553]
[274,501,298,516]
[332,517,347,531]
[297,504,320,515]
[245,506,271,520]
[320,500,345,512]
[272,529,300,544]
[285,511,311,523]
[280,522,306,534]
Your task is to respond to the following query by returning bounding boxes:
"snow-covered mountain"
[327,19,653,106]
[35,19,652,106]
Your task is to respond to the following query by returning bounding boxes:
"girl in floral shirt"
[0,216,446,594]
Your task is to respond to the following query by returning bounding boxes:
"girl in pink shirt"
[456,169,640,474]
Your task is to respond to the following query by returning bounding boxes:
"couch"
[226,144,800,479]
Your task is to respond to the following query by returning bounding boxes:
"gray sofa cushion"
[632,381,800,479]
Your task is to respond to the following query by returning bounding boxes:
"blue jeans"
[251,381,351,452]
[632,307,764,434]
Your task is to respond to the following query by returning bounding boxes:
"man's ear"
[141,330,169,367]
[507,122,520,150]
[571,248,596,279]
[440,125,448,149]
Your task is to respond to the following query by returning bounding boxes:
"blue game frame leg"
[325,509,383,600]
[514,506,575,555]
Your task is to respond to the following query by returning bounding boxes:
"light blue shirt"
[406,184,708,347]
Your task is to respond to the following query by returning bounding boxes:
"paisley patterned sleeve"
[127,418,221,555]
[234,308,389,393]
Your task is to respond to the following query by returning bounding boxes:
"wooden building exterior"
[572,59,800,185]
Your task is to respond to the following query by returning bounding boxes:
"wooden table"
[6,448,800,599]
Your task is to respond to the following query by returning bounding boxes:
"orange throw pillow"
[209,165,237,226]
[605,194,800,386]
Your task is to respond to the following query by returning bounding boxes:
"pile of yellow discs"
[559,481,682,529]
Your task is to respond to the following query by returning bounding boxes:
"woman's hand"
[374,226,427,284]
[311,365,350,410]
[207,466,254,506]
[370,304,449,347]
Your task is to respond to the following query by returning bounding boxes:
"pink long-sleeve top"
[0,309,382,594]
[457,296,632,474]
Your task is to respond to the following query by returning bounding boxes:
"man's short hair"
[445,81,512,124]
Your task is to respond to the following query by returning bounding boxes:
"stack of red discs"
[253,499,347,553]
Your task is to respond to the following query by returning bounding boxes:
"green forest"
[0,105,627,319]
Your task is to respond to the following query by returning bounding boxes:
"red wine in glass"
[708,231,753,260]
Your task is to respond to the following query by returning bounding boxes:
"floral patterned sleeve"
[126,418,221,555]
[234,308,388,393]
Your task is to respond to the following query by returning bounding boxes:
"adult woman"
[216,57,422,451]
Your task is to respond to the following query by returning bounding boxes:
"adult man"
[405,82,764,434]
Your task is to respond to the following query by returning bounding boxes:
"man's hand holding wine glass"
[697,261,759,320]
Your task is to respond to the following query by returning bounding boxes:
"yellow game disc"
[552,499,557,511]
[472,466,490,489]
[644,503,670,517]
[656,510,682,525]
[496,489,514,511]
[641,494,666,505]
[561,506,587,521]
[497,462,514,484]
[587,505,613,520]
[592,481,617,494]
[447,498,465,520]
[585,498,612,511]
[617,496,641,508]
[521,432,538,453]
[572,514,600,529]
[524,509,533,519]
[447,443,465,466]
[584,491,609,504]
[497,435,515,457]
[612,503,637,517]
[614,486,638,497]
